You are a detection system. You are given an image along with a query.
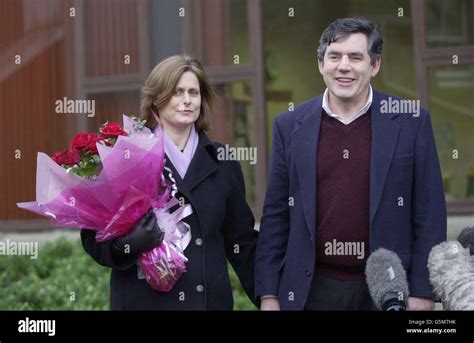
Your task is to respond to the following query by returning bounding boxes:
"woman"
[81,55,258,310]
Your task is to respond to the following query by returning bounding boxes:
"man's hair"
[316,17,383,65]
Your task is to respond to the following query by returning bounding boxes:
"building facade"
[1,0,473,229]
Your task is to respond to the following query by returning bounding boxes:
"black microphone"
[365,248,409,311]
[457,226,474,256]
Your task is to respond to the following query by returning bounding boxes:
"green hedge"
[0,237,255,310]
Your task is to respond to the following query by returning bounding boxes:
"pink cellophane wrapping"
[139,197,192,291]
[140,241,187,292]
[17,115,192,291]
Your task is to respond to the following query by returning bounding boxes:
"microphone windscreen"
[365,248,409,310]
[428,240,474,310]
[457,227,474,255]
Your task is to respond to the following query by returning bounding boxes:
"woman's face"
[157,71,202,132]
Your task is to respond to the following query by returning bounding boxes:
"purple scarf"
[154,125,199,180]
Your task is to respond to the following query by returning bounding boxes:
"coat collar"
[292,96,323,238]
[369,89,400,223]
[165,131,218,205]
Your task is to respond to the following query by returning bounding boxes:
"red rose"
[52,151,65,165]
[71,133,98,151]
[63,148,81,165]
[86,136,99,154]
[99,122,128,139]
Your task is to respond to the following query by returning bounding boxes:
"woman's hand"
[112,209,164,256]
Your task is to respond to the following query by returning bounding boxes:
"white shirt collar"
[322,85,373,125]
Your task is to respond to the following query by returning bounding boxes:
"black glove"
[111,209,164,258]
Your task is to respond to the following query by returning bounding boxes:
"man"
[255,17,446,310]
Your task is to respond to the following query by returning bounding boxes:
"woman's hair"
[140,55,215,131]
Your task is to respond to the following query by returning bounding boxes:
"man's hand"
[260,297,280,311]
[408,297,435,311]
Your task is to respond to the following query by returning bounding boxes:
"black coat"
[81,132,258,310]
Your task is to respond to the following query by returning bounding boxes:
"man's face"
[318,32,381,103]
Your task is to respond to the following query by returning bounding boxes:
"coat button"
[196,284,204,293]
[195,238,203,246]
[306,270,312,277]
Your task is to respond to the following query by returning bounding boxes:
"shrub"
[0,237,255,310]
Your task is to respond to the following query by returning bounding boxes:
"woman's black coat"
[81,132,258,310]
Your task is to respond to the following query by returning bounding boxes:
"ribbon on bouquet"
[153,197,192,254]
[154,165,192,253]
[136,166,193,281]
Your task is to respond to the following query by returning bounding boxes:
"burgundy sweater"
[314,110,371,281]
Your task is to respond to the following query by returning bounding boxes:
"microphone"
[457,226,474,255]
[428,240,474,310]
[365,248,409,311]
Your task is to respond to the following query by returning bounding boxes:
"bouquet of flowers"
[17,115,192,292]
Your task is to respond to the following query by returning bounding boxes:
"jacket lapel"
[370,90,400,224]
[292,97,323,238]
[183,132,218,191]
[164,132,218,208]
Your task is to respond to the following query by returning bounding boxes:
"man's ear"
[318,59,324,75]
[371,57,382,77]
